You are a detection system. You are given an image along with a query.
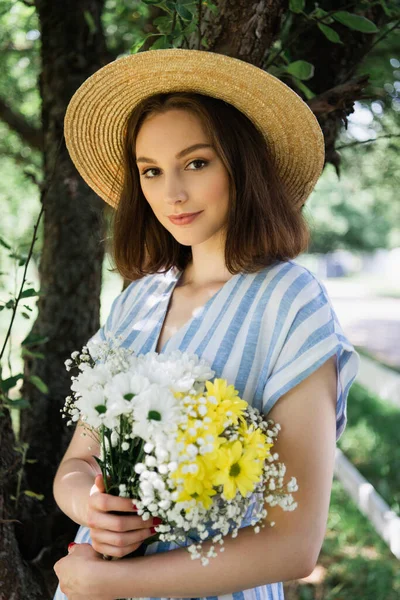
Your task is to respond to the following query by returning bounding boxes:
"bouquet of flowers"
[63,340,298,566]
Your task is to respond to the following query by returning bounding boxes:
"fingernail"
[150,527,157,534]
[132,501,138,510]
[68,542,76,552]
[153,517,163,525]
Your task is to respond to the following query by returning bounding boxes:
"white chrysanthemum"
[74,388,107,428]
[111,372,151,398]
[71,363,112,397]
[131,385,181,441]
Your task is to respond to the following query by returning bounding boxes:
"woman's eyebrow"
[136,143,213,164]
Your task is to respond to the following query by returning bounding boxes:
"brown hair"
[110,92,310,281]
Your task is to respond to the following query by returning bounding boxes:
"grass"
[283,382,400,599]
[338,382,400,515]
[284,480,400,600]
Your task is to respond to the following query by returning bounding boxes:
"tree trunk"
[15,0,112,595]
[193,0,387,175]
[0,411,46,600]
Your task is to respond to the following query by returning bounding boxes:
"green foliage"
[332,11,379,33]
[267,0,399,99]
[124,0,217,51]
[339,382,400,515]
[306,101,400,253]
[317,22,344,44]
[316,480,400,599]
[289,0,305,15]
[284,59,314,80]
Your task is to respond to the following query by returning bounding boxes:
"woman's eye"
[142,168,159,179]
[141,159,208,179]
[187,159,208,170]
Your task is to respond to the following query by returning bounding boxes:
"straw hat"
[64,48,325,208]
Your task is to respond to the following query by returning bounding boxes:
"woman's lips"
[168,211,203,225]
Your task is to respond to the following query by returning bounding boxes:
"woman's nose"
[164,174,188,204]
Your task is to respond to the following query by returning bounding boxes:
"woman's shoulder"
[248,258,328,299]
[116,266,179,308]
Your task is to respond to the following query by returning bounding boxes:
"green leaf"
[26,459,38,464]
[318,22,344,44]
[291,78,315,100]
[8,251,28,266]
[0,236,11,250]
[84,10,97,34]
[1,374,23,393]
[285,60,314,81]
[289,0,305,14]
[150,35,170,49]
[21,347,45,360]
[332,11,378,33]
[312,8,334,24]
[20,288,38,299]
[24,490,44,501]
[23,305,33,312]
[22,312,31,319]
[154,15,173,33]
[181,21,197,36]
[176,4,193,20]
[142,0,162,4]
[95,404,107,414]
[28,375,49,394]
[378,0,393,17]
[131,38,146,54]
[7,397,31,410]
[21,333,49,347]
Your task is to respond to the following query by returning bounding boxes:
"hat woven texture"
[64,48,325,208]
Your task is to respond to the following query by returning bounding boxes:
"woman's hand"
[54,543,112,600]
[87,474,161,557]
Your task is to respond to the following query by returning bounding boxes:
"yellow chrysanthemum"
[176,481,217,509]
[205,379,248,428]
[171,456,218,509]
[239,423,274,461]
[212,440,263,500]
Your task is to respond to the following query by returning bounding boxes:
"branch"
[335,133,400,150]
[307,74,370,121]
[0,97,43,151]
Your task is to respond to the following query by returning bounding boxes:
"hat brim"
[64,48,325,208]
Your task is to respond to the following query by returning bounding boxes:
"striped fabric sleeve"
[262,273,360,441]
[86,281,136,347]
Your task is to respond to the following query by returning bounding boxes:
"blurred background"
[0,1,399,598]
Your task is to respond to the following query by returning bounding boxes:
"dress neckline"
[155,267,242,354]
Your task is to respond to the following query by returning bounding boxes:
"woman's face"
[135,109,230,248]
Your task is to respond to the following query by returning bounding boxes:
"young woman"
[53,49,359,600]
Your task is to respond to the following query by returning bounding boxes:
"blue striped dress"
[54,258,360,600]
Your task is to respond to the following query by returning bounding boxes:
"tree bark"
[13,0,111,595]
[0,411,47,600]
[192,0,388,175]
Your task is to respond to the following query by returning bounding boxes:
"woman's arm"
[53,421,101,526]
[85,355,337,599]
